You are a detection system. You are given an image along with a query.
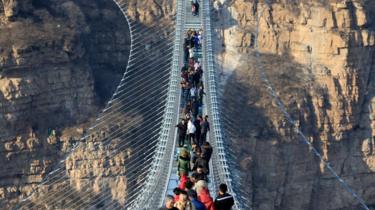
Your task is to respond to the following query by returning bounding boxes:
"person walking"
[178,147,191,176]
[176,119,187,147]
[189,46,195,59]
[196,180,215,210]
[198,31,202,47]
[190,86,197,100]
[175,191,195,210]
[201,142,213,163]
[200,115,210,144]
[198,85,205,106]
[187,118,196,145]
[192,3,197,16]
[191,0,199,16]
[179,172,189,191]
[194,33,200,49]
[192,99,200,119]
[184,44,190,63]
[194,61,200,71]
[191,145,201,170]
[214,184,234,210]
[160,195,179,210]
[193,153,209,174]
[188,190,207,210]
[195,165,208,181]
[195,2,200,15]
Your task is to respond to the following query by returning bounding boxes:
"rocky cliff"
[213,0,375,209]
[1,0,375,209]
[0,0,175,209]
[0,0,130,207]
[18,0,176,208]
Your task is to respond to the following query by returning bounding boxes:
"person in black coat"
[214,184,234,210]
[200,115,210,144]
[201,142,213,163]
[176,119,187,147]
[195,165,208,181]
[193,153,209,174]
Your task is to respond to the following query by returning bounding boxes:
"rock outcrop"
[0,0,130,208]
[213,0,375,209]
[0,0,175,209]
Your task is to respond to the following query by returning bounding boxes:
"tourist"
[189,46,195,58]
[201,142,213,163]
[161,195,179,210]
[192,166,207,181]
[192,3,197,16]
[176,119,187,147]
[194,61,200,71]
[192,98,200,119]
[185,180,194,191]
[190,86,197,99]
[178,147,191,176]
[193,152,209,174]
[188,190,206,210]
[175,191,195,210]
[179,172,189,191]
[198,85,205,107]
[173,187,182,203]
[214,184,234,210]
[196,180,215,210]
[191,145,202,169]
[194,117,202,145]
[194,33,200,49]
[187,118,196,145]
[200,115,210,144]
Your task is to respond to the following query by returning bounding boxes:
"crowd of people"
[160,28,235,210]
[178,28,206,148]
[163,183,235,210]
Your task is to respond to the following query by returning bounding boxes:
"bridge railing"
[200,0,244,209]
[129,0,185,208]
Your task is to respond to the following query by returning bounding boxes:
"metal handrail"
[201,0,243,209]
[129,0,185,208]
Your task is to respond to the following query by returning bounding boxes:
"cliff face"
[23,1,176,208]
[0,0,175,209]
[0,0,130,207]
[213,0,375,209]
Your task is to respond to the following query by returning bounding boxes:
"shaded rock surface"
[213,0,375,209]
[0,0,175,209]
[20,0,176,207]
[0,0,131,208]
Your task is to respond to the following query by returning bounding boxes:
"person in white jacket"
[189,47,194,58]
[187,119,196,145]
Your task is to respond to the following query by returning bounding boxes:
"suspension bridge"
[12,0,372,209]
[13,0,244,209]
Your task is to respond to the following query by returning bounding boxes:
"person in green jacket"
[178,147,191,176]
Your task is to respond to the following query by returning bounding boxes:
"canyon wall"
[0,0,131,208]
[213,0,375,209]
[1,0,374,209]
[21,1,176,209]
[0,0,176,209]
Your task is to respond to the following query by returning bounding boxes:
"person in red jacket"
[196,180,215,210]
[179,173,189,190]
